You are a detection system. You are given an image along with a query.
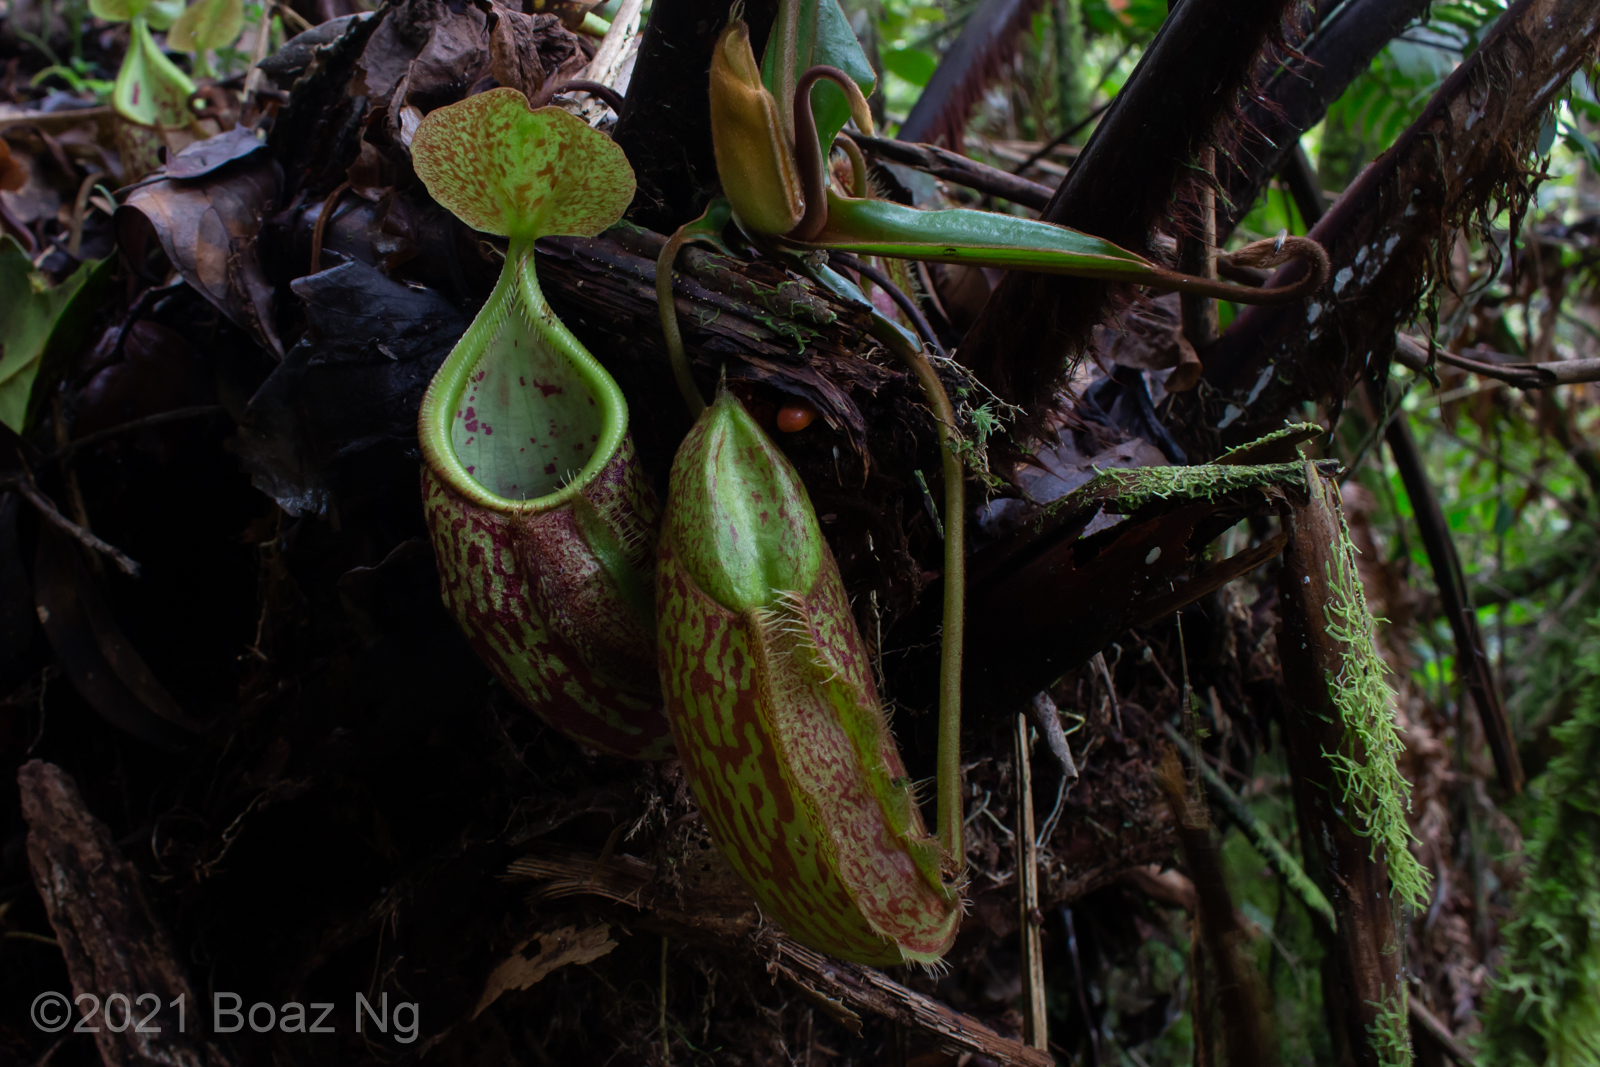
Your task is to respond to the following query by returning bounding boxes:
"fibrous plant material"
[412,88,672,759]
[952,0,1299,414]
[1278,457,1426,1067]
[1204,0,1600,435]
[1481,612,1600,1067]
[655,390,961,965]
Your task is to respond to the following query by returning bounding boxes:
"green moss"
[1480,612,1600,1067]
[1320,497,1432,913]
[1077,461,1314,514]
[1217,422,1323,463]
[1368,992,1414,1067]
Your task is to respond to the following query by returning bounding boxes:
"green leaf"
[144,0,185,29]
[881,46,937,87]
[112,16,197,127]
[89,0,150,23]
[1493,500,1517,538]
[167,0,243,53]
[410,88,635,241]
[0,238,98,433]
[809,191,1157,276]
[761,0,876,157]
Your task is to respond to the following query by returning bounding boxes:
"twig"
[844,132,1055,211]
[1408,996,1480,1067]
[1091,651,1122,735]
[659,935,671,1066]
[309,180,351,275]
[1163,723,1336,930]
[6,468,140,576]
[1013,713,1047,1051]
[507,850,1054,1067]
[49,405,223,461]
[1381,403,1524,793]
[1060,906,1099,1065]
[1394,332,1600,388]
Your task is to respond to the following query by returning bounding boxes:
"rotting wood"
[537,228,895,457]
[1274,468,1412,1067]
[1267,141,1524,796]
[506,849,1055,1067]
[19,760,234,1067]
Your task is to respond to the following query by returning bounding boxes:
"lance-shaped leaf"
[656,390,961,965]
[412,88,671,760]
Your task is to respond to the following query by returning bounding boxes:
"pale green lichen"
[1320,493,1432,912]
[1480,611,1600,1067]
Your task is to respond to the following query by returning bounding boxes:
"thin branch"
[5,468,141,577]
[48,405,223,461]
[1393,332,1600,389]
[1382,408,1524,792]
[845,132,1055,210]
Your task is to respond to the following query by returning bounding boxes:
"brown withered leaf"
[344,138,394,200]
[163,126,266,180]
[487,8,583,99]
[1092,293,1202,394]
[527,0,598,32]
[115,156,285,358]
[34,525,209,748]
[0,139,27,191]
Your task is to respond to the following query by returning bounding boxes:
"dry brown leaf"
[472,924,617,1018]
[116,157,284,357]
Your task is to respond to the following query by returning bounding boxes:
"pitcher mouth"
[418,241,628,515]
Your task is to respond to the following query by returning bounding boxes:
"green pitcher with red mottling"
[656,390,961,964]
[412,89,672,760]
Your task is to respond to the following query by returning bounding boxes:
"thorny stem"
[866,315,965,866]
[656,224,707,418]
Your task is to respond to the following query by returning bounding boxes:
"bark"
[1275,476,1407,1067]
[1274,146,1523,795]
[1214,0,1432,240]
[611,0,778,232]
[20,760,233,1067]
[955,0,1298,415]
[1200,0,1600,438]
